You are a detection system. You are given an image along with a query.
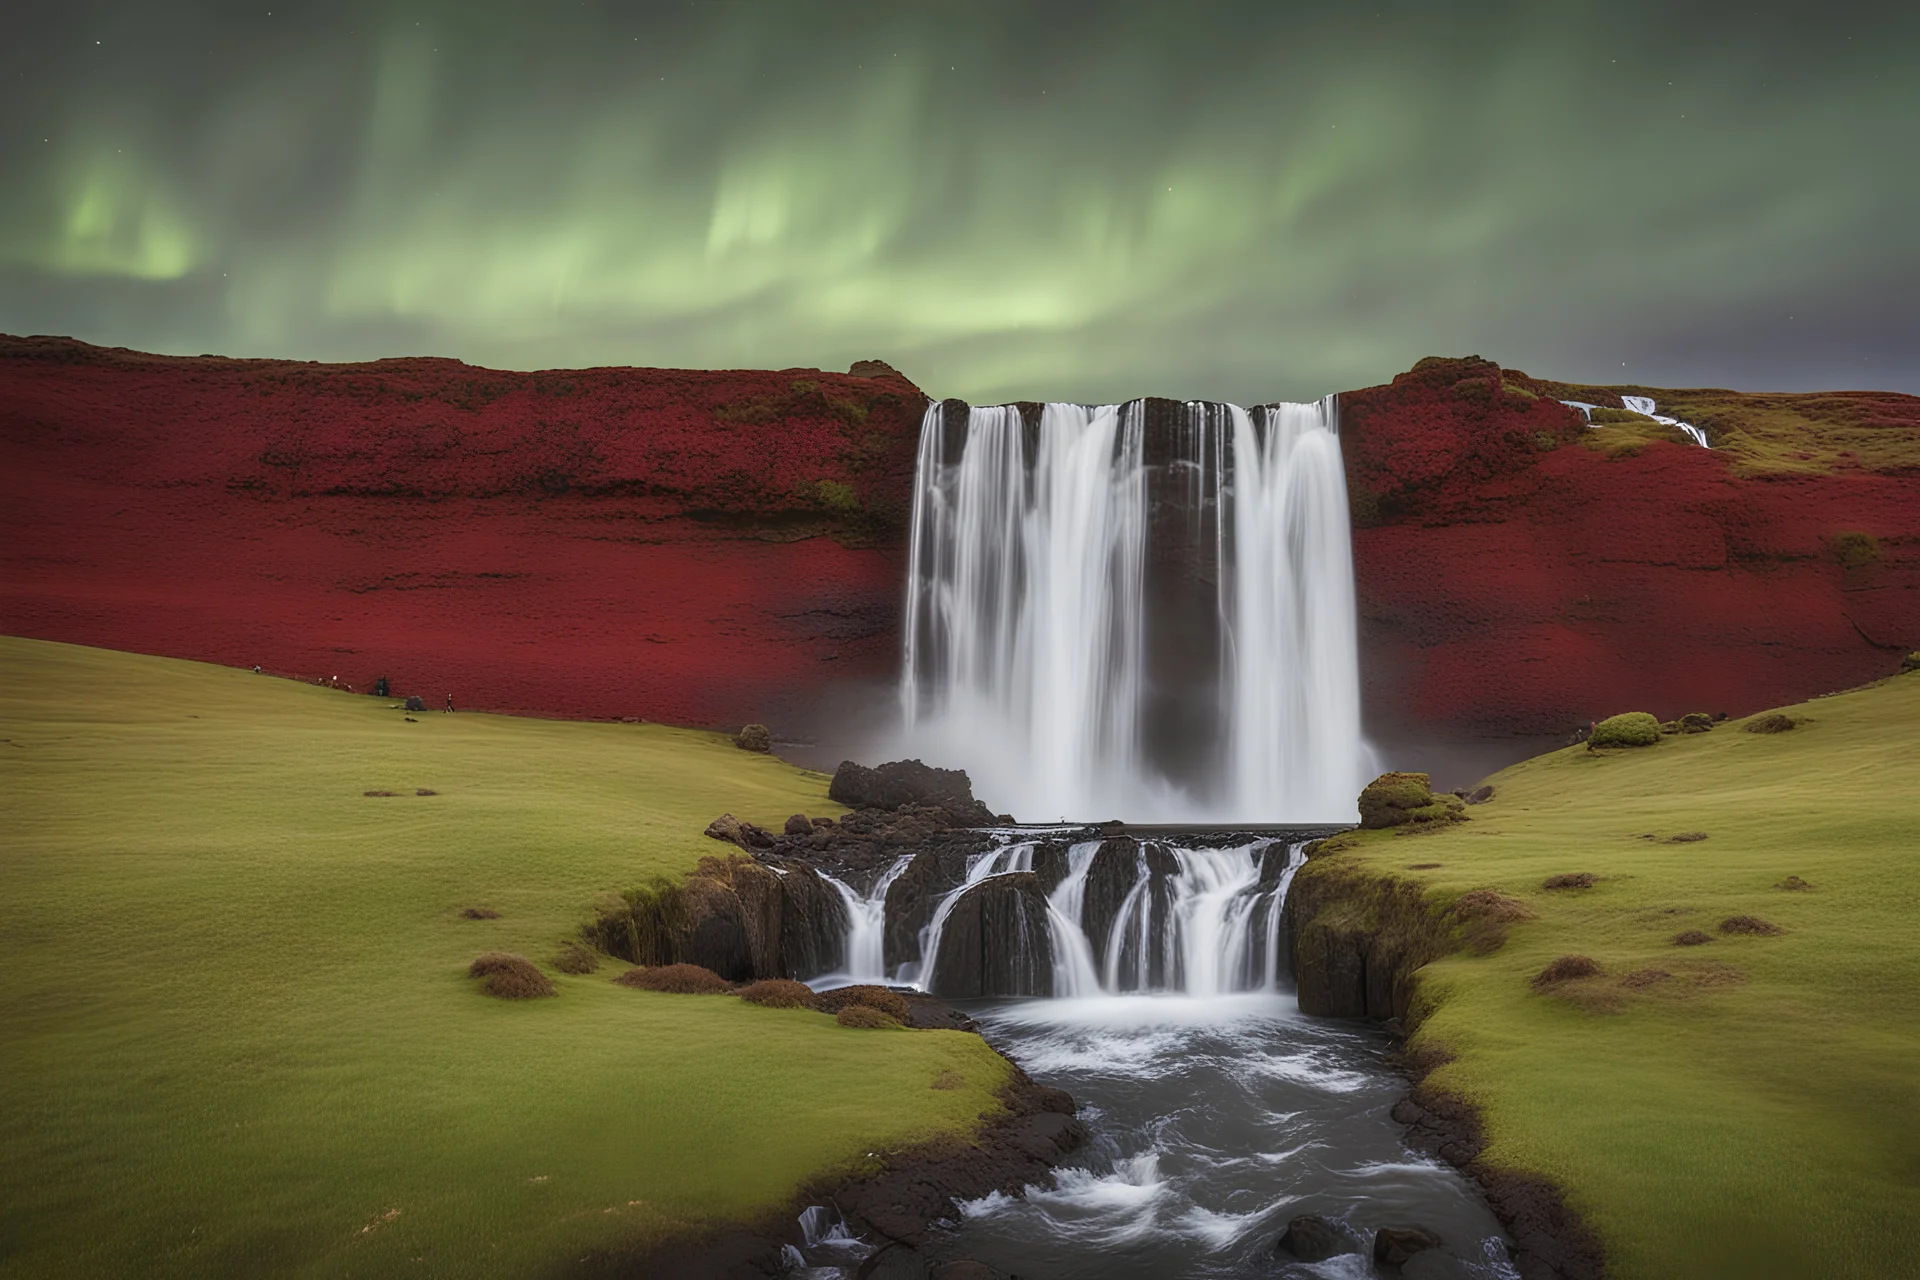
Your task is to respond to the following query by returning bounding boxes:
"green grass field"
[0,637,1011,1279]
[1334,672,1920,1278]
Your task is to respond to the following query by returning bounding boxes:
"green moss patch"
[1589,712,1662,748]
[1302,670,1920,1278]
[0,637,1011,1278]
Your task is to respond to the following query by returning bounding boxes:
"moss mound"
[613,963,730,994]
[1543,873,1597,891]
[812,985,912,1021]
[468,952,556,999]
[734,724,771,753]
[1744,713,1797,734]
[835,1004,903,1030]
[735,979,817,1009]
[1358,772,1467,829]
[1776,876,1815,892]
[552,942,600,975]
[1720,915,1786,936]
[1679,712,1715,734]
[1672,930,1714,947]
[1589,712,1662,748]
[1532,955,1603,988]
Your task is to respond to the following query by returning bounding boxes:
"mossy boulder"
[734,723,771,753]
[1357,772,1467,830]
[1902,651,1920,674]
[1679,712,1715,734]
[1589,712,1662,749]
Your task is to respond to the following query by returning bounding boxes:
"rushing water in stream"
[792,841,1518,1278]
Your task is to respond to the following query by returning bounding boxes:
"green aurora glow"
[3,0,1916,402]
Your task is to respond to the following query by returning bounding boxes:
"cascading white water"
[1561,395,1710,447]
[897,397,1372,823]
[819,855,914,984]
[818,841,1306,998]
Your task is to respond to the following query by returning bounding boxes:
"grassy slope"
[1338,673,1920,1279]
[0,637,1010,1279]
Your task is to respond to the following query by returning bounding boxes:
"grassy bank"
[1299,671,1920,1278]
[0,637,1011,1278]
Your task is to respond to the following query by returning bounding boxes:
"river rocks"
[928,872,1055,997]
[1275,1213,1354,1261]
[703,812,776,850]
[1374,1224,1445,1267]
[1358,772,1467,829]
[829,758,1000,825]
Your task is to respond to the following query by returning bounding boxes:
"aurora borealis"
[4,0,1916,403]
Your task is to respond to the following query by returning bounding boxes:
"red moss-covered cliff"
[0,335,925,728]
[4,338,1916,744]
[1341,356,1920,740]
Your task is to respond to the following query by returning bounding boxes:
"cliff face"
[0,335,925,727]
[4,337,1917,743]
[1341,356,1920,740]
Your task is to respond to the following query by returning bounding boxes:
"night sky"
[4,1,1916,404]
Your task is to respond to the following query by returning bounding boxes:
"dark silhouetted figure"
[445,694,455,714]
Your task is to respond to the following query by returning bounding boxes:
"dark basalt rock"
[928,872,1054,998]
[884,853,968,973]
[777,863,849,978]
[1080,839,1144,966]
[1276,1213,1354,1262]
[1374,1224,1445,1267]
[829,758,999,826]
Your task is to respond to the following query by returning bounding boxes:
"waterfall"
[820,855,914,984]
[1561,395,1710,447]
[818,839,1309,999]
[898,397,1371,823]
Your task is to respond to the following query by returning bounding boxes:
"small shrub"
[1776,875,1814,892]
[735,979,816,1008]
[836,1004,903,1030]
[1828,531,1881,568]
[813,985,912,1021]
[1453,889,1535,922]
[734,724,771,753]
[553,942,600,975]
[931,1069,964,1090]
[1744,713,1797,734]
[1673,930,1714,947]
[1588,713,1661,749]
[1720,915,1785,936]
[415,788,438,797]
[1679,712,1714,734]
[1543,873,1597,891]
[1903,651,1920,674]
[614,963,730,994]
[1532,955,1602,988]
[1358,772,1466,829]
[364,789,397,797]
[461,906,501,920]
[468,952,555,999]
[1666,832,1710,843]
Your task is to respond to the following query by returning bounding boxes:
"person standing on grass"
[445,694,455,714]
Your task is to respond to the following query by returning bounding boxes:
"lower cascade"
[815,835,1307,1000]
[896,397,1373,824]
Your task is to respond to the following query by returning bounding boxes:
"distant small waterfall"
[898,397,1372,823]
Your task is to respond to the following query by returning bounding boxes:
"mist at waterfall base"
[888,398,1375,824]
[796,839,1516,1278]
